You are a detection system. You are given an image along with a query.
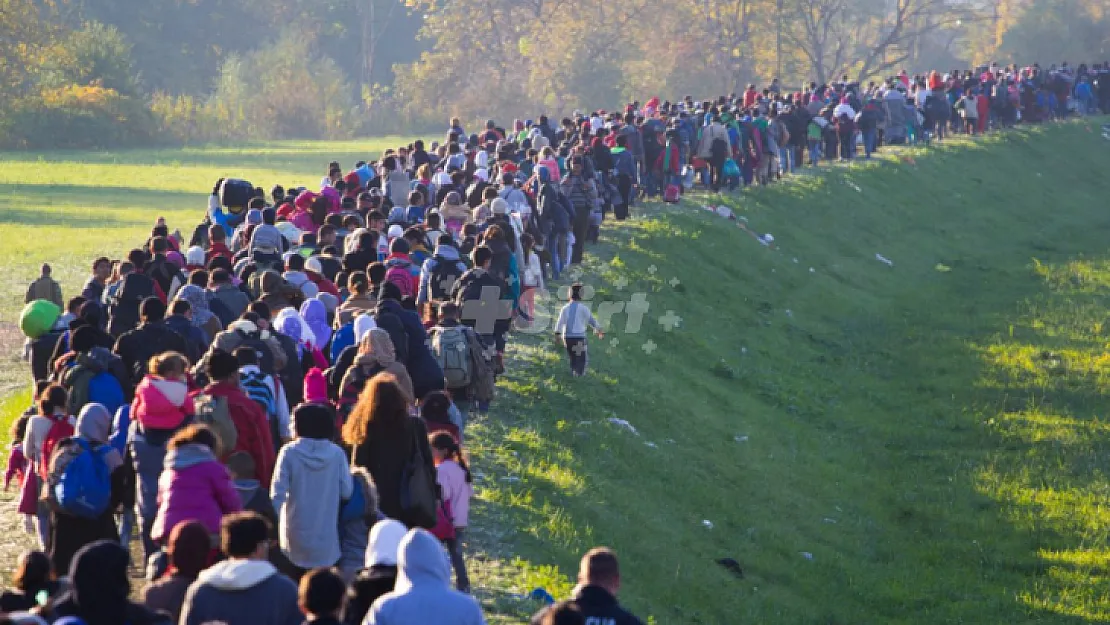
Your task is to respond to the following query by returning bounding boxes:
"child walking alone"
[430,432,473,592]
[553,283,603,377]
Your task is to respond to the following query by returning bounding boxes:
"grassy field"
[2,121,1110,623]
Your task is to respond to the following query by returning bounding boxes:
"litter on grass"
[800,552,815,560]
[645,441,658,448]
[875,253,894,267]
[607,418,639,435]
[935,263,952,272]
[846,181,862,193]
[702,520,715,529]
[734,435,749,443]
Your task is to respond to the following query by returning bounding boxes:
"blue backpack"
[54,439,113,519]
[330,320,355,364]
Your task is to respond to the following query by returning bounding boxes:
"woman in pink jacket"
[151,424,241,545]
[131,352,192,446]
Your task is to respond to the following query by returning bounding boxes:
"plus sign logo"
[460,285,513,334]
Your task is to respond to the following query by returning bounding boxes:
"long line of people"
[7,58,1107,625]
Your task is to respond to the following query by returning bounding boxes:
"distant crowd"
[5,59,1106,625]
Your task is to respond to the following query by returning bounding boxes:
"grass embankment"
[466,120,1110,623]
[1,122,1109,623]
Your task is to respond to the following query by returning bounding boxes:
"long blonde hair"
[341,373,410,446]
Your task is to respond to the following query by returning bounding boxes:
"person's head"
[69,325,99,355]
[92,257,111,282]
[188,269,208,288]
[139,296,166,323]
[367,262,387,288]
[317,224,337,247]
[210,268,231,287]
[298,567,346,620]
[570,156,584,174]
[206,348,240,384]
[287,253,305,273]
[38,383,67,416]
[149,351,188,381]
[438,301,460,321]
[12,550,53,595]
[166,520,211,580]
[293,402,336,440]
[578,547,621,595]
[472,245,493,269]
[169,423,220,455]
[40,263,52,277]
[425,211,442,230]
[388,238,410,259]
[429,431,470,484]
[221,512,272,560]
[485,224,505,241]
[342,373,411,445]
[569,282,585,301]
[67,540,131,618]
[348,271,369,295]
[520,232,535,257]
[540,601,586,625]
[419,391,452,424]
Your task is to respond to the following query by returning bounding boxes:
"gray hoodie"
[181,559,301,625]
[363,529,485,625]
[271,438,353,568]
[250,224,285,253]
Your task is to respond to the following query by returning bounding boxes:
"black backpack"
[429,256,462,302]
[711,137,729,160]
[108,273,156,338]
[372,308,410,366]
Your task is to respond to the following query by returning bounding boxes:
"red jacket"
[190,381,276,485]
[305,270,340,297]
[208,242,233,263]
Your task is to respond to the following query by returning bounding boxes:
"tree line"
[0,0,1105,148]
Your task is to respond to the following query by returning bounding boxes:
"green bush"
[1,84,158,149]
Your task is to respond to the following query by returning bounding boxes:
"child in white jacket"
[271,403,352,579]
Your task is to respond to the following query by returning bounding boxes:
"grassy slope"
[468,119,1110,624]
[2,123,1109,622]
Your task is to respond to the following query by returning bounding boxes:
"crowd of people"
[5,60,1108,625]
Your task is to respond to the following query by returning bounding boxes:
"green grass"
[2,121,1110,623]
[0,138,413,327]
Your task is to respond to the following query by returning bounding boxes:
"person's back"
[365,528,485,625]
[271,404,353,572]
[181,512,301,625]
[531,548,644,625]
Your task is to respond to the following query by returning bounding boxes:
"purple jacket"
[152,443,241,542]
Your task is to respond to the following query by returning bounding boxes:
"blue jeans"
[862,129,876,158]
[546,231,566,279]
[778,146,792,174]
[808,139,821,165]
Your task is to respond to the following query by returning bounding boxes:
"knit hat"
[186,246,206,267]
[491,198,509,215]
[246,209,264,226]
[305,256,323,274]
[387,224,404,240]
[166,251,185,270]
[303,367,329,404]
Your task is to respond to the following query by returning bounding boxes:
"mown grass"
[1,121,1109,623]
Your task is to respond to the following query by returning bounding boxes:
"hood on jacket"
[354,314,377,343]
[197,558,278,591]
[143,376,189,408]
[432,245,461,262]
[165,443,217,470]
[259,271,284,296]
[281,437,340,471]
[367,519,408,568]
[77,403,112,444]
[395,528,451,592]
[76,346,117,374]
[385,256,413,271]
[233,478,260,504]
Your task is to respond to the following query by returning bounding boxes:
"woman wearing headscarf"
[439,191,470,238]
[174,284,222,345]
[300,298,332,354]
[336,328,413,423]
[141,520,211,623]
[51,540,170,625]
[274,307,327,371]
[44,403,127,576]
[344,519,407,625]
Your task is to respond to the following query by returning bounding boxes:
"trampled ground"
[2,121,1110,623]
